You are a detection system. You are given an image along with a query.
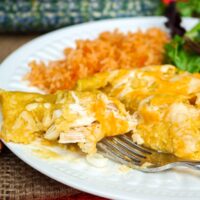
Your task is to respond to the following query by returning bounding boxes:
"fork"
[97,135,200,172]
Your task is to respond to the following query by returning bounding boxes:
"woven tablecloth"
[0,147,80,199]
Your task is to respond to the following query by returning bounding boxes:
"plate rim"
[1,16,200,200]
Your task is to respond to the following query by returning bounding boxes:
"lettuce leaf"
[165,35,200,73]
[177,0,200,17]
[186,23,200,43]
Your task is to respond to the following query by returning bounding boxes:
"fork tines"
[97,135,152,168]
[97,135,200,172]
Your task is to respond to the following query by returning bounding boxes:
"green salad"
[165,22,200,73]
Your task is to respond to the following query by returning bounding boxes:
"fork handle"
[183,163,200,171]
[164,162,200,172]
[158,162,200,171]
[138,162,200,173]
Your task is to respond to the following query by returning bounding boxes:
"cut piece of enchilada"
[76,65,200,159]
[0,90,136,154]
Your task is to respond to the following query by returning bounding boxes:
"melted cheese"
[0,90,136,154]
[77,65,200,159]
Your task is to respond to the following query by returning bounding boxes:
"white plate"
[1,17,200,200]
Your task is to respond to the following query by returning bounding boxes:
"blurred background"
[0,0,199,61]
[1,0,199,61]
[0,0,199,33]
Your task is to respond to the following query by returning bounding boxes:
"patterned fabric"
[0,0,160,32]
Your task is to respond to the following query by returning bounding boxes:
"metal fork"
[97,135,200,172]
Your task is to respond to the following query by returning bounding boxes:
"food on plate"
[0,90,136,154]
[77,64,200,112]
[77,65,200,159]
[25,28,169,93]
[165,22,200,73]
[164,5,200,73]
[2,64,200,160]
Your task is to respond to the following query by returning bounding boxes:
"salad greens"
[165,22,200,73]
[157,0,200,17]
[177,0,200,17]
[186,23,200,43]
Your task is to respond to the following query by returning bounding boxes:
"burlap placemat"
[0,146,80,200]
